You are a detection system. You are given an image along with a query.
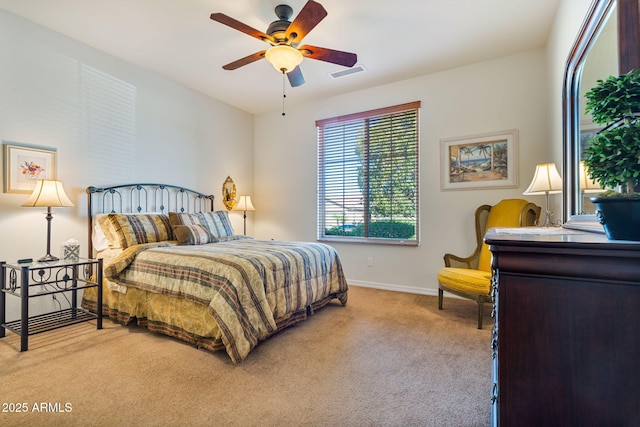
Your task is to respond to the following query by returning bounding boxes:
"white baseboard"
[347,279,439,297]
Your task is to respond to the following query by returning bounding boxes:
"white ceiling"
[0,0,561,115]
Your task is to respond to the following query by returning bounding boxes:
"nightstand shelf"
[0,257,103,351]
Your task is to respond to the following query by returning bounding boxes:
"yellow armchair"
[437,199,541,329]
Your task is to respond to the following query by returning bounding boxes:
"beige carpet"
[0,286,492,427]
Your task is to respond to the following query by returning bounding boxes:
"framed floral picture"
[440,129,518,191]
[3,143,57,193]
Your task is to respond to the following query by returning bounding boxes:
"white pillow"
[92,214,110,252]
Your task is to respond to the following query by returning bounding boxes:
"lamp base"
[38,253,59,263]
[538,211,560,227]
[39,207,58,262]
[537,191,561,227]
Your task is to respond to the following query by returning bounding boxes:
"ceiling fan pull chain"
[282,69,287,116]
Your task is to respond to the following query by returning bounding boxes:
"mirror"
[563,0,618,229]
[578,3,618,214]
[564,0,640,230]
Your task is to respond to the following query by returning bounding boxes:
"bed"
[81,183,348,363]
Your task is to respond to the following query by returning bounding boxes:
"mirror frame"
[563,0,640,230]
[562,0,616,230]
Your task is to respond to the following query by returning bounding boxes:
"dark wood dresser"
[485,228,640,427]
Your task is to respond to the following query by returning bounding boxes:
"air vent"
[329,65,366,79]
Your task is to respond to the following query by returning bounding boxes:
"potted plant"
[583,69,640,241]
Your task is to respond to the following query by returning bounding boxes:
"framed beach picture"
[3,143,57,193]
[440,129,518,191]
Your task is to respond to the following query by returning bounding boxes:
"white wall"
[0,10,253,316]
[254,49,550,295]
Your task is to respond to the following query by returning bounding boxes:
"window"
[316,101,420,245]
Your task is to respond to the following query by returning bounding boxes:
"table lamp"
[579,160,601,193]
[22,179,74,262]
[523,163,562,227]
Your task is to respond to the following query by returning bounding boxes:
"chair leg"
[477,296,485,329]
[438,288,443,310]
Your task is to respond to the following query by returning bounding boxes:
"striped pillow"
[169,212,203,226]
[198,211,234,238]
[97,214,124,249]
[173,224,214,245]
[107,213,173,249]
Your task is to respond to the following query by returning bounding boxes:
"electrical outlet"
[367,257,373,267]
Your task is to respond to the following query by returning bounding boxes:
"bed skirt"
[82,284,348,356]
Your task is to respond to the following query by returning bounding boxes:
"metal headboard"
[86,183,215,256]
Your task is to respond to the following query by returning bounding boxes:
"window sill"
[318,236,419,246]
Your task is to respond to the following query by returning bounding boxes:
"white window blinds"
[316,101,420,245]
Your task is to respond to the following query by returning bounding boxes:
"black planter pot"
[590,196,640,241]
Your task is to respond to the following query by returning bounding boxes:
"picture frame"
[579,122,601,158]
[440,129,518,191]
[3,142,57,194]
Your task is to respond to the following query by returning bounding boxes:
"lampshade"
[233,195,255,211]
[523,163,563,195]
[264,45,303,73]
[579,161,601,192]
[22,179,74,262]
[22,179,74,208]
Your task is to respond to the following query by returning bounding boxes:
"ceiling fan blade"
[286,0,327,43]
[222,51,266,70]
[299,45,357,67]
[287,66,305,87]
[210,13,274,43]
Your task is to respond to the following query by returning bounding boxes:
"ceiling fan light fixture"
[265,45,303,73]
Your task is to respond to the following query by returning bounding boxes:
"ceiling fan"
[210,1,358,87]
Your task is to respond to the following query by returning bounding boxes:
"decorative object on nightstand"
[233,195,255,235]
[523,163,562,227]
[22,179,74,262]
[60,238,80,262]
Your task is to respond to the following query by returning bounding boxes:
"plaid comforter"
[104,239,348,363]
